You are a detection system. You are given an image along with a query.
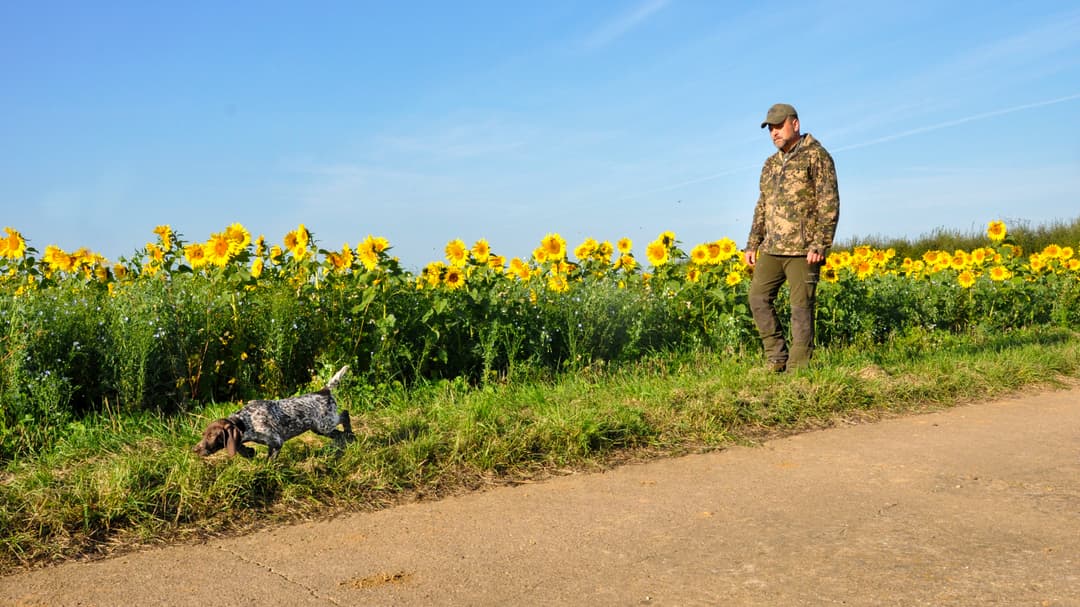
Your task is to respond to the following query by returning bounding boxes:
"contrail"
[624,92,1080,200]
[834,92,1080,153]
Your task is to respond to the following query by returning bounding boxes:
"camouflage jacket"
[746,133,839,257]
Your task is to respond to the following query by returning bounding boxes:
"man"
[744,103,839,372]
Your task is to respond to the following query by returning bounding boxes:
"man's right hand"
[744,250,756,267]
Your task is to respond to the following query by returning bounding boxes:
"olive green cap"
[760,103,798,128]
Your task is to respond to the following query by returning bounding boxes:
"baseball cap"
[760,103,798,128]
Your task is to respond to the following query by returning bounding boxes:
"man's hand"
[744,250,756,267]
[807,250,824,264]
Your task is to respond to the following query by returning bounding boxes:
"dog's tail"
[325,365,350,390]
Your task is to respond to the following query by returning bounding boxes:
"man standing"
[744,103,839,372]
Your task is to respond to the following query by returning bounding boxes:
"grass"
[837,215,1080,260]
[2,324,1078,573]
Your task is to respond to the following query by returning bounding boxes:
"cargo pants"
[748,252,820,371]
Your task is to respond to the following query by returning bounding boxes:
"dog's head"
[193,419,253,457]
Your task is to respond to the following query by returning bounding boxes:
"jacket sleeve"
[745,162,769,252]
[809,149,840,256]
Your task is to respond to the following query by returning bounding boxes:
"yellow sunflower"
[957,270,976,289]
[574,238,598,261]
[508,257,531,281]
[225,223,251,255]
[617,237,633,254]
[645,239,669,266]
[185,242,208,269]
[284,224,311,259]
[540,233,567,261]
[988,265,1011,281]
[153,225,173,250]
[714,238,738,262]
[690,244,710,265]
[444,266,466,289]
[205,233,233,267]
[471,239,491,265]
[355,239,379,271]
[686,267,702,283]
[445,239,468,267]
[547,273,569,293]
[986,220,1007,242]
[725,271,743,287]
[0,227,27,260]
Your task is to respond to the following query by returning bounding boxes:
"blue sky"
[4,1,1079,270]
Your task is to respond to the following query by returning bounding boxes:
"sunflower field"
[1,219,1078,459]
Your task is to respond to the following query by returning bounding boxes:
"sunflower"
[616,254,637,271]
[1042,244,1062,259]
[597,241,614,263]
[1029,254,1046,273]
[269,245,283,265]
[690,244,710,265]
[855,260,873,280]
[1060,246,1075,261]
[540,233,567,261]
[225,223,251,255]
[112,263,129,281]
[205,233,233,267]
[44,245,75,273]
[284,224,311,259]
[821,267,839,283]
[328,244,354,273]
[445,239,468,267]
[547,273,569,293]
[487,254,506,272]
[988,265,1011,281]
[423,261,445,288]
[957,270,976,289]
[532,246,548,264]
[153,225,173,250]
[471,239,491,265]
[617,237,633,254]
[444,266,466,290]
[686,267,701,283]
[574,238,598,261]
[949,251,968,271]
[658,230,676,248]
[645,239,669,266]
[986,220,1007,242]
[508,257,531,281]
[725,271,743,287]
[355,241,379,271]
[251,257,264,278]
[715,238,738,262]
[185,243,208,269]
[0,227,27,260]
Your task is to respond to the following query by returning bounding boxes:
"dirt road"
[3,387,1079,606]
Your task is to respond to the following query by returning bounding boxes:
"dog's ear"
[224,422,243,457]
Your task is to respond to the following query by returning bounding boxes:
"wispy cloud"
[835,93,1080,153]
[582,0,670,50]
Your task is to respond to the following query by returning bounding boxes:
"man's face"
[768,117,800,152]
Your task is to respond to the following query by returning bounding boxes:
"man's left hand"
[807,251,824,264]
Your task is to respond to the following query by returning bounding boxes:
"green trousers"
[748,252,820,369]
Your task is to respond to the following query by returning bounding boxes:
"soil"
[2,387,1079,606]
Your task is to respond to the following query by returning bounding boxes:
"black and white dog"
[194,366,353,460]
